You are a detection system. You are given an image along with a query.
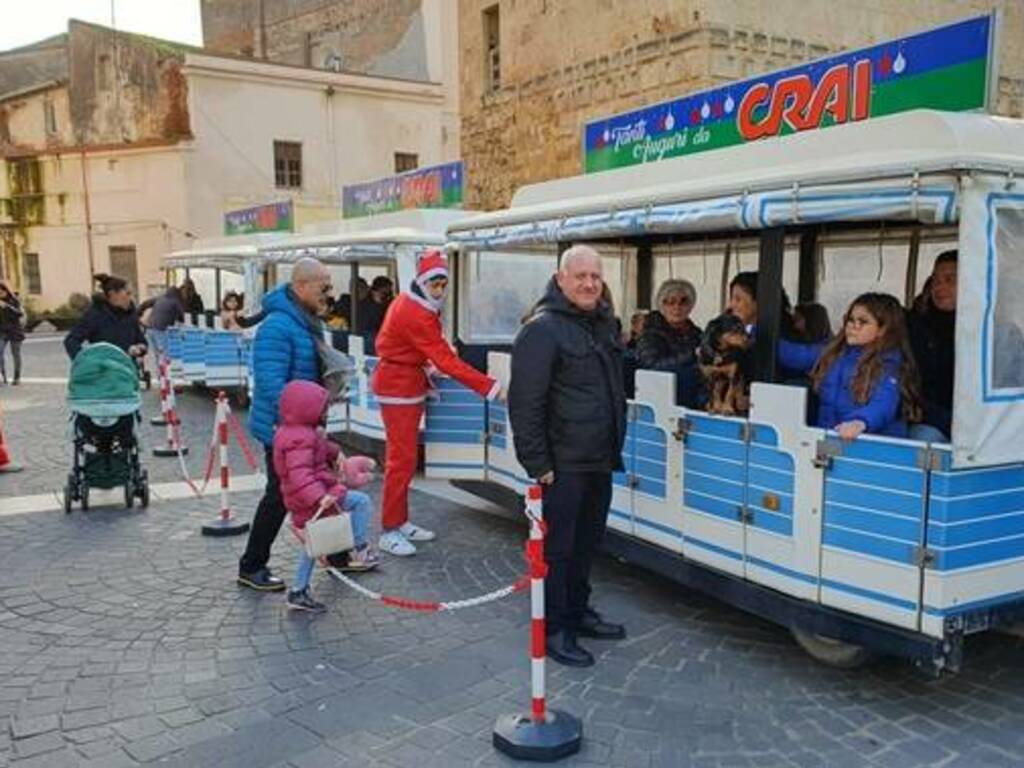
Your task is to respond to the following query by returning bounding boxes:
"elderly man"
[509,244,628,667]
[237,258,334,591]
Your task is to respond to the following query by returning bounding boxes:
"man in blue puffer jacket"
[238,258,332,591]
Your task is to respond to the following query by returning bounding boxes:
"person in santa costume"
[372,249,502,556]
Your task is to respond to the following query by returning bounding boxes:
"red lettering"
[737,83,773,140]
[805,64,850,128]
[775,74,815,132]
[852,59,872,121]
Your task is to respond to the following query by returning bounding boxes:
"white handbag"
[303,499,354,558]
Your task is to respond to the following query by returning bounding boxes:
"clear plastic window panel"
[992,207,1024,391]
[591,243,636,321]
[188,268,218,311]
[460,248,558,343]
[816,236,910,329]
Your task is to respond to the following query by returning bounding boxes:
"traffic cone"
[0,424,22,474]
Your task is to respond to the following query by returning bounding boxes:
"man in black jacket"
[509,245,627,667]
[908,250,957,441]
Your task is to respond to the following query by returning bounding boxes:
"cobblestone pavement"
[2,338,1024,767]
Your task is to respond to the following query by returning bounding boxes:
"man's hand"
[537,471,555,486]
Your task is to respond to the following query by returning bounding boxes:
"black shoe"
[546,630,594,668]
[237,567,286,592]
[286,587,326,613]
[578,607,626,640]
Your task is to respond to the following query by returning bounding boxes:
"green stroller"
[64,343,150,512]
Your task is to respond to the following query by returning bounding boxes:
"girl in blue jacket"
[778,292,921,441]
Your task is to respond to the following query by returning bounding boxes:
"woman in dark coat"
[0,280,26,385]
[636,279,703,406]
[64,274,148,360]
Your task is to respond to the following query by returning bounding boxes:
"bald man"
[238,257,334,591]
[509,245,628,667]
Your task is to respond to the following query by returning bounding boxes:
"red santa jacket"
[371,291,499,404]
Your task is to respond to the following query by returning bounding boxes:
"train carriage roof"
[448,110,1024,242]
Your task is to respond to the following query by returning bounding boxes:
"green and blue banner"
[342,161,464,219]
[583,14,995,173]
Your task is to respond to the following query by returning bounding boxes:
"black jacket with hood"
[64,295,147,359]
[509,277,626,479]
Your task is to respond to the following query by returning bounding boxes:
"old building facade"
[0,20,452,309]
[459,0,1024,210]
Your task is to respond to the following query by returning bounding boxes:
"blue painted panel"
[633,423,665,446]
[746,466,793,497]
[424,416,485,432]
[931,465,1024,498]
[826,481,922,518]
[688,414,745,440]
[685,434,746,462]
[828,438,921,466]
[928,513,1024,547]
[750,423,779,447]
[823,527,917,564]
[427,402,485,417]
[613,471,630,487]
[747,445,793,473]
[685,490,742,522]
[433,390,484,405]
[748,507,793,536]
[929,490,1024,524]
[684,472,744,503]
[635,439,667,463]
[635,457,665,482]
[828,458,925,494]
[747,483,794,516]
[824,503,922,542]
[635,477,667,499]
[684,452,745,484]
[422,430,482,445]
[490,434,507,450]
[934,537,1024,570]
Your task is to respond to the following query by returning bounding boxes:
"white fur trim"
[407,290,441,313]
[375,394,427,405]
[485,380,501,401]
[417,266,448,282]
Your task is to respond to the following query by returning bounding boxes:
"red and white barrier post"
[150,356,169,426]
[201,391,250,537]
[493,485,582,762]
[153,357,189,457]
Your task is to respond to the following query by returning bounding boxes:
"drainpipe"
[79,149,96,280]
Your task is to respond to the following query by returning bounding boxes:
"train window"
[816,230,910,328]
[991,207,1024,391]
[188,268,218,311]
[459,248,557,342]
[589,243,635,321]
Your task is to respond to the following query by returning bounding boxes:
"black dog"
[698,313,752,416]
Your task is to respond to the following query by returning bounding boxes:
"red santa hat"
[416,249,449,284]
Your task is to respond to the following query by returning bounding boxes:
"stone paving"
[1,338,1024,767]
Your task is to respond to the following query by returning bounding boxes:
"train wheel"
[791,627,871,669]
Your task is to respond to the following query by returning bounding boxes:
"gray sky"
[0,0,203,52]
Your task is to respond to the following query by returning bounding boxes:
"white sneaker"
[399,522,436,542]
[379,530,417,557]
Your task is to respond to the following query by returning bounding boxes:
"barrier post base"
[0,463,23,474]
[492,711,582,762]
[150,415,168,426]
[201,517,250,537]
[153,445,188,457]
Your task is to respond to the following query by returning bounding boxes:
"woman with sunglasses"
[64,274,147,360]
[635,279,703,406]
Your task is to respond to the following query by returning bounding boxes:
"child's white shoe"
[399,522,435,542]
[379,530,416,556]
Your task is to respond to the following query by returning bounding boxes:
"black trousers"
[542,471,612,634]
[239,446,287,574]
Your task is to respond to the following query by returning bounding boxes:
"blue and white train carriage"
[440,110,1024,672]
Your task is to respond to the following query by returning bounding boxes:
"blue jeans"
[909,423,949,443]
[292,490,373,591]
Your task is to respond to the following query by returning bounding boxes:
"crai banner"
[583,14,996,173]
[342,161,464,219]
[224,200,294,235]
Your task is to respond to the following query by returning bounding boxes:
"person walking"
[138,285,184,359]
[372,250,501,556]
[0,281,26,385]
[64,274,147,360]
[237,258,334,591]
[508,244,628,668]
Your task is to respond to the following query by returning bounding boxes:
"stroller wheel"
[124,481,134,509]
[80,484,90,512]
[138,471,150,508]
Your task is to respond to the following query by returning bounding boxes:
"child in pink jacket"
[274,379,378,613]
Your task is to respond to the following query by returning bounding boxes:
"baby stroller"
[64,343,150,512]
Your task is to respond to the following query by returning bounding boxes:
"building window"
[274,141,302,189]
[43,100,58,135]
[394,152,419,173]
[109,245,138,293]
[483,4,501,92]
[23,253,41,295]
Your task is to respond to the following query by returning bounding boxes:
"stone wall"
[460,0,1024,210]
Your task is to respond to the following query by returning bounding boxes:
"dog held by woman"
[698,313,752,416]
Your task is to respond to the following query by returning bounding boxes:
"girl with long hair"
[778,292,921,440]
